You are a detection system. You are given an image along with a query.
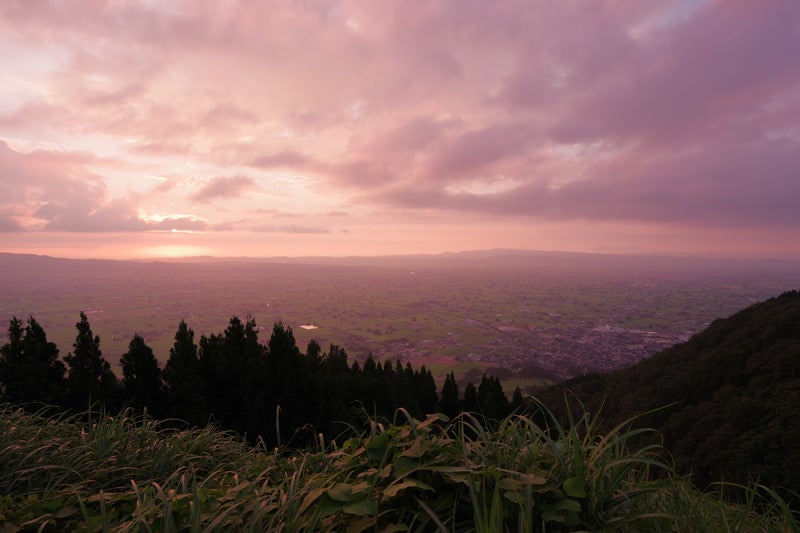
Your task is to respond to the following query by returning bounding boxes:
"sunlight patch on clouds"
[764,127,800,143]
[445,176,522,196]
[2,137,62,153]
[628,0,709,42]
[138,211,204,225]
[139,244,215,258]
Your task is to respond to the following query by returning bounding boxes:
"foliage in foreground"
[0,404,797,532]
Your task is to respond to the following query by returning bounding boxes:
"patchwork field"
[2,251,798,391]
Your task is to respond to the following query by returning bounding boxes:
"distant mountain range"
[538,290,800,500]
[4,248,800,269]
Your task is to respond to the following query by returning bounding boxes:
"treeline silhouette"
[0,313,517,447]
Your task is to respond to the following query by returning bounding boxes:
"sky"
[1,0,799,260]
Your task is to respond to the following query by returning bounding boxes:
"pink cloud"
[190,176,258,203]
[424,122,537,181]
[250,150,316,169]
[0,141,223,232]
[0,213,23,232]
[373,136,800,229]
[0,140,102,205]
[1,1,799,258]
[536,1,800,146]
[250,224,331,234]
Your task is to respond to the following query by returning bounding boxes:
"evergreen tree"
[163,320,206,425]
[414,365,440,415]
[0,317,23,402]
[477,375,510,420]
[307,343,353,438]
[439,371,460,419]
[511,386,525,412]
[463,382,479,413]
[268,321,300,360]
[266,321,308,444]
[305,339,322,370]
[121,334,164,416]
[198,332,226,421]
[363,355,378,375]
[200,316,269,438]
[0,317,65,405]
[392,360,419,416]
[64,312,117,409]
[231,317,269,438]
[323,344,349,373]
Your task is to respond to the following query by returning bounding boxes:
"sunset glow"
[1,1,799,259]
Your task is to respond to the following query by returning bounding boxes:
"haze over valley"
[3,250,797,391]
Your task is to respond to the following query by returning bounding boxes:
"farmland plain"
[1,250,798,391]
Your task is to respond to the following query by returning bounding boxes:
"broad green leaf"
[357,467,378,479]
[553,499,582,512]
[443,471,471,486]
[319,493,344,516]
[39,498,64,512]
[504,490,524,505]
[520,472,548,485]
[497,477,524,492]
[343,498,378,516]
[400,437,426,458]
[383,478,434,499]
[366,433,391,460]
[299,488,325,515]
[563,476,587,498]
[417,412,448,429]
[350,481,372,495]
[327,483,355,502]
[347,516,377,533]
[392,457,421,478]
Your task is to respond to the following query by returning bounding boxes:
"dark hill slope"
[537,290,800,495]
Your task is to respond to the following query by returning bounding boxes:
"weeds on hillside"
[0,403,796,531]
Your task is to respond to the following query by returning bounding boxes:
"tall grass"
[0,403,796,531]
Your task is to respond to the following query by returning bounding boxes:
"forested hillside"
[537,290,800,498]
[0,313,514,448]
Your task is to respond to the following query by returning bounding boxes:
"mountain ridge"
[537,289,800,498]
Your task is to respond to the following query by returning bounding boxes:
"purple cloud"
[251,224,331,234]
[250,150,316,169]
[0,213,22,232]
[1,0,799,258]
[190,176,258,203]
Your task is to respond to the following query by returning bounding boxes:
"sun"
[139,245,215,258]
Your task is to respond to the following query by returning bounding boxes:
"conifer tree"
[229,316,269,437]
[163,320,206,425]
[121,334,164,416]
[323,344,349,373]
[305,339,322,369]
[463,382,479,413]
[266,321,309,444]
[0,317,65,405]
[198,332,225,421]
[0,317,23,401]
[478,375,510,420]
[64,312,117,409]
[439,371,460,419]
[414,365,440,415]
[511,385,525,412]
[200,316,269,437]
